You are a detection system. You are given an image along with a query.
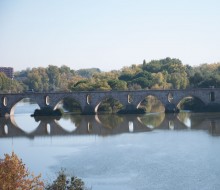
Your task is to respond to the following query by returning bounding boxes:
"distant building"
[0,67,14,79]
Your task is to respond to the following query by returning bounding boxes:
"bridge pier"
[165,103,179,113]
[0,107,11,117]
[81,105,96,115]
[117,104,145,114]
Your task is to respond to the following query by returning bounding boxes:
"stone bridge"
[0,88,219,116]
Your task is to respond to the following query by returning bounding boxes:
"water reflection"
[1,112,220,138]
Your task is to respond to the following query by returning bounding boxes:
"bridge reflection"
[1,113,220,138]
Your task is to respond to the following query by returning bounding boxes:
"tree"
[76,68,101,78]
[118,73,133,82]
[131,77,152,89]
[0,152,44,190]
[47,65,61,90]
[45,169,87,190]
[151,72,166,89]
[108,79,127,90]
[26,68,49,92]
[0,72,24,93]
[98,98,124,113]
[0,72,11,92]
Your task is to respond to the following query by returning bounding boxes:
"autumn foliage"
[0,152,44,190]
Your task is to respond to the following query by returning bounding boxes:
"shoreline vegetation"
[1,57,220,94]
[31,107,63,117]
[1,57,220,114]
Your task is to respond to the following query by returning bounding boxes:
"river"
[1,101,220,190]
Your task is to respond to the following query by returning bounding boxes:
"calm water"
[1,102,220,190]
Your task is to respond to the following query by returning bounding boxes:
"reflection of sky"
[14,101,39,115]
[13,115,39,134]
[0,135,99,181]
[57,117,77,132]
[12,101,40,133]
[128,121,133,132]
[183,118,191,128]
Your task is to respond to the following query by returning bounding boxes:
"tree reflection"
[1,112,220,138]
[138,113,165,128]
[97,114,124,129]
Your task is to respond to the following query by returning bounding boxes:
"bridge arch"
[10,97,40,115]
[54,96,82,114]
[137,95,165,113]
[11,114,40,134]
[176,95,206,111]
[95,96,124,114]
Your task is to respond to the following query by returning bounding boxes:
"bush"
[45,169,88,190]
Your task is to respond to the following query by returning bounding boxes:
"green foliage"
[108,79,127,90]
[45,169,87,190]
[63,97,82,113]
[143,60,162,73]
[98,98,124,113]
[0,72,24,93]
[71,80,92,91]
[7,58,220,93]
[131,77,152,89]
[188,63,220,88]
[118,73,133,82]
[47,65,61,91]
[15,65,76,92]
[76,68,101,78]
[139,96,165,113]
[141,57,189,89]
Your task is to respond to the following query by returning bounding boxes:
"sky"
[0,0,220,72]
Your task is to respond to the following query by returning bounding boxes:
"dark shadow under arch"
[56,96,82,114]
[177,96,206,112]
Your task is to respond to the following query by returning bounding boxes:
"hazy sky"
[0,0,220,71]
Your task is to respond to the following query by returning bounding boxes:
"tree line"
[1,57,220,93]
